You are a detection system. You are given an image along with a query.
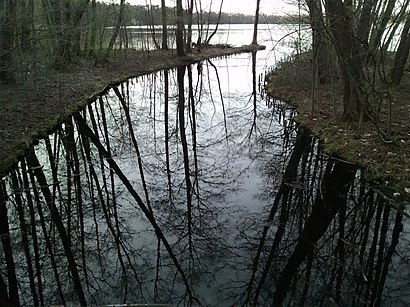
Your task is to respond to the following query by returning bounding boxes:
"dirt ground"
[0,45,261,177]
[265,58,410,205]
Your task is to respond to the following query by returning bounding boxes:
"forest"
[0,0,301,84]
[1,0,410,306]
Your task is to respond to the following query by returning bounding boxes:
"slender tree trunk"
[176,0,185,56]
[21,0,34,50]
[252,0,261,45]
[161,0,168,50]
[164,70,172,199]
[105,0,125,58]
[206,0,224,44]
[186,0,194,51]
[147,1,160,49]
[0,0,16,84]
[89,0,96,55]
[0,180,20,306]
[306,0,330,84]
[391,13,410,86]
[357,0,377,45]
[369,0,397,53]
[177,65,194,260]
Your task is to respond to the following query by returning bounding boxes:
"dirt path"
[0,45,262,176]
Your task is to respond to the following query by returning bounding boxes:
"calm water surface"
[1,25,409,306]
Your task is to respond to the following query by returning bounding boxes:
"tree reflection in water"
[0,54,409,306]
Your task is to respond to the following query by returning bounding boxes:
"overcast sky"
[121,0,298,15]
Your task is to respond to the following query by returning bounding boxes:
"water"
[1,25,409,306]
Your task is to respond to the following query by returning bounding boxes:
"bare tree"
[161,0,168,49]
[252,0,261,45]
[104,0,125,59]
[390,13,410,86]
[176,0,185,56]
[0,0,16,83]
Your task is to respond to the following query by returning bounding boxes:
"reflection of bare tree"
[231,121,407,306]
[211,60,229,135]
[0,178,20,306]
[187,66,200,200]
[1,54,409,307]
[75,113,197,303]
[240,128,312,305]
[272,158,357,305]
[113,86,153,213]
[250,51,257,136]
[164,69,173,202]
[177,65,194,264]
[11,170,39,306]
[21,158,45,306]
[26,148,87,305]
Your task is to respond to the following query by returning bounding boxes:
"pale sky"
[121,0,299,16]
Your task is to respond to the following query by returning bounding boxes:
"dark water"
[1,52,409,306]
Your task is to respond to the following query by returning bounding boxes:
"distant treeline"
[98,3,307,26]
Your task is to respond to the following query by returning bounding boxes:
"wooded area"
[0,0,298,86]
[305,0,410,138]
[1,0,410,306]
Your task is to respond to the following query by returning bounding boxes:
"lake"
[1,24,409,306]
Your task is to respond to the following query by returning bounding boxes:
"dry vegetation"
[265,57,410,203]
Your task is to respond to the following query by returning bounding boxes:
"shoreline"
[0,44,263,177]
[265,58,410,206]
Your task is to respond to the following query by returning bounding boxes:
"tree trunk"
[0,0,16,84]
[369,0,397,53]
[21,0,34,50]
[206,0,224,44]
[306,0,331,84]
[252,0,261,44]
[357,0,377,45]
[89,0,96,55]
[176,0,185,56]
[390,13,410,86]
[325,0,367,119]
[0,180,20,306]
[52,0,89,68]
[186,0,194,51]
[104,0,125,59]
[161,0,168,50]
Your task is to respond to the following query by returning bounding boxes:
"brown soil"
[0,45,262,177]
[265,57,410,203]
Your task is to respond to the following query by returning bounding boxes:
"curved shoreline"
[265,58,410,206]
[0,45,263,177]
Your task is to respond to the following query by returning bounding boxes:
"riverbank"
[0,44,263,176]
[265,56,410,202]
